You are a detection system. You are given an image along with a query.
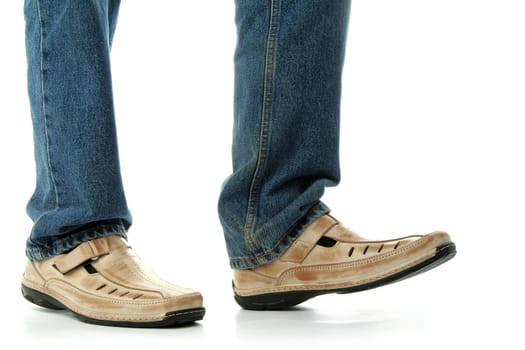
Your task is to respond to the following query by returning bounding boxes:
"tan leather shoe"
[22,235,204,327]
[233,214,456,310]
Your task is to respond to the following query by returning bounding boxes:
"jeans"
[23,0,351,269]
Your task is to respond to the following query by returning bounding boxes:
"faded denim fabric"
[24,0,129,259]
[219,0,351,268]
[23,0,351,268]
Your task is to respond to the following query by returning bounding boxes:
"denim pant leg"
[24,0,131,260]
[219,0,351,269]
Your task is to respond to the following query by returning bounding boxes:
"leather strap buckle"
[53,238,110,274]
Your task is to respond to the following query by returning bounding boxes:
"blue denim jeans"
[24,0,351,269]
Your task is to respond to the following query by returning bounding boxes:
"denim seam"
[230,203,330,268]
[243,0,282,251]
[36,0,60,211]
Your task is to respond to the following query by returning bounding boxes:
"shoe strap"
[53,237,111,274]
[280,215,338,264]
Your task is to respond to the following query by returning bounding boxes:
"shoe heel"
[21,284,66,310]
[234,289,317,310]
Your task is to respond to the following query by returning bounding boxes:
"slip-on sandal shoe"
[233,214,456,310]
[22,235,205,327]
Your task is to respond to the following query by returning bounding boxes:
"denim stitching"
[243,0,282,251]
[230,203,330,268]
[36,0,60,210]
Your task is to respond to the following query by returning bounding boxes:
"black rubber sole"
[22,284,205,328]
[234,242,457,310]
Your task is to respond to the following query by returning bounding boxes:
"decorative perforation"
[95,284,137,299]
[317,236,406,260]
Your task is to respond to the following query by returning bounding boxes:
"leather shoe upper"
[233,214,452,296]
[22,235,203,323]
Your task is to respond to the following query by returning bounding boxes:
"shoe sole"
[234,242,456,310]
[21,284,205,327]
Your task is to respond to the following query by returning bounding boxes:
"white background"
[1,1,524,349]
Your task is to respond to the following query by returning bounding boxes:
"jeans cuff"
[26,221,128,261]
[229,202,330,269]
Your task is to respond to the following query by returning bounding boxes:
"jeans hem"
[26,222,128,261]
[229,202,330,269]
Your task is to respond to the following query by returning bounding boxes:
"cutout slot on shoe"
[316,236,337,247]
[348,247,355,257]
[83,263,97,274]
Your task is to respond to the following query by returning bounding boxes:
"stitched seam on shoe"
[328,236,423,245]
[45,279,186,306]
[21,278,44,291]
[278,237,429,284]
[246,269,279,282]
[44,281,198,321]
[237,250,436,296]
[34,283,185,322]
[27,260,47,286]
[102,258,188,295]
